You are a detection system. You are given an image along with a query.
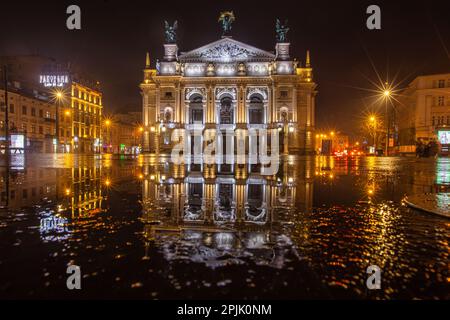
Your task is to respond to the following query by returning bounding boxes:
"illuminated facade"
[140,27,317,156]
[397,73,450,154]
[0,55,103,154]
[68,82,103,153]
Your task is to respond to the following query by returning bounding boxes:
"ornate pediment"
[179,38,275,63]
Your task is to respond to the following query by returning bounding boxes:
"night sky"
[1,0,449,135]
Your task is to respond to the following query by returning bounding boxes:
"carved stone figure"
[164,20,178,43]
[275,19,289,43]
[237,62,246,76]
[206,63,215,76]
[156,59,161,74]
[218,11,235,36]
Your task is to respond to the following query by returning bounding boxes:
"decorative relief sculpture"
[275,19,289,43]
[164,20,178,44]
[198,43,265,61]
[247,87,268,100]
[215,87,237,100]
[185,87,206,100]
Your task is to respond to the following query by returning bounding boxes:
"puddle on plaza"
[0,154,448,299]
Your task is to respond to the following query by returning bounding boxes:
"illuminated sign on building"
[39,74,69,87]
[11,134,25,149]
[438,130,450,145]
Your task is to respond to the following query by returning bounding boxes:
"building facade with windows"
[140,22,317,157]
[0,55,103,154]
[102,112,143,154]
[69,82,103,154]
[397,73,450,154]
[0,87,56,153]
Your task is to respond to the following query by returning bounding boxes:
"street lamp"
[53,89,65,153]
[104,119,111,153]
[382,84,392,156]
[369,115,377,151]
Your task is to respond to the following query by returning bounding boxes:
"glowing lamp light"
[289,126,294,133]
[383,90,391,97]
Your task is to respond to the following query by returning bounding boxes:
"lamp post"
[53,90,64,153]
[2,66,9,158]
[369,115,377,151]
[104,119,111,153]
[383,88,391,156]
[138,126,144,154]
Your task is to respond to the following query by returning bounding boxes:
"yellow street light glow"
[105,119,111,126]
[56,92,63,99]
[65,110,71,116]
[139,127,144,132]
[370,116,376,122]
[383,90,391,97]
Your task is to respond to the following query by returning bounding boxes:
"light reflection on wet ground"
[0,154,448,299]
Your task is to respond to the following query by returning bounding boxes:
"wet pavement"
[0,154,448,299]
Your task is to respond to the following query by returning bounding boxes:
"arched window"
[189,95,204,124]
[248,95,264,124]
[219,96,233,124]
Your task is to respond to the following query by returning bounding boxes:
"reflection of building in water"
[0,166,62,208]
[65,166,103,217]
[0,163,104,217]
[141,159,313,266]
